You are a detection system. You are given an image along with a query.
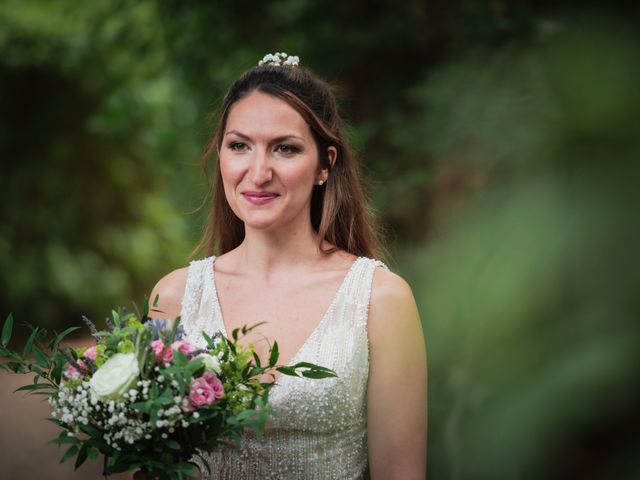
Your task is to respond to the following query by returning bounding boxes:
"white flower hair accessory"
[258,52,300,67]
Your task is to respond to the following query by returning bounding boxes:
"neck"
[232,221,324,277]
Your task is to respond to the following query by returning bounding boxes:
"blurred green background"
[1,0,638,479]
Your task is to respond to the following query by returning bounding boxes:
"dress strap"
[345,258,387,305]
[180,256,215,344]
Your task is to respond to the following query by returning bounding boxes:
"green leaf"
[87,447,99,462]
[46,417,66,428]
[202,331,215,348]
[74,444,88,469]
[301,369,338,379]
[289,361,338,378]
[2,313,14,347]
[78,424,102,438]
[248,367,264,377]
[130,401,151,413]
[142,296,150,318]
[60,445,78,464]
[269,341,279,368]
[32,346,50,368]
[172,349,187,366]
[252,351,262,368]
[165,439,181,450]
[52,326,81,351]
[22,327,39,357]
[275,366,299,377]
[4,362,25,373]
[48,435,79,446]
[157,387,175,405]
[14,383,53,393]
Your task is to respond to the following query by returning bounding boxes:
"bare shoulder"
[370,267,416,311]
[148,267,189,322]
[368,266,421,343]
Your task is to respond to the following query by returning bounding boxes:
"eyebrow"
[224,130,306,142]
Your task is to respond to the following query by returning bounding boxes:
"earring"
[318,180,324,186]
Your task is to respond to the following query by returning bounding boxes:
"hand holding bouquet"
[0,301,336,479]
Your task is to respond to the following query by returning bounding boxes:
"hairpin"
[258,52,300,67]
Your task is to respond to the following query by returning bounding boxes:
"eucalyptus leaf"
[269,341,279,367]
[52,326,82,351]
[33,346,51,369]
[22,327,39,357]
[75,444,88,469]
[2,313,13,347]
[59,445,79,464]
[14,383,52,392]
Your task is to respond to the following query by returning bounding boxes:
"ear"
[316,146,337,185]
[327,146,337,168]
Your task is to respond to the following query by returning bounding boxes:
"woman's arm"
[367,268,427,479]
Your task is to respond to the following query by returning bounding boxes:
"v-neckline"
[207,256,361,382]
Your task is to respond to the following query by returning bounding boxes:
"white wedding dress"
[180,256,387,480]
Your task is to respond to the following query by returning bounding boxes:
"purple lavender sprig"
[81,315,100,342]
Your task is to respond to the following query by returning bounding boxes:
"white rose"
[89,353,140,400]
[196,353,221,374]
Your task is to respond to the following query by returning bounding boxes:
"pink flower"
[83,346,98,361]
[188,377,216,408]
[162,340,195,364]
[150,340,165,363]
[64,360,87,380]
[201,372,224,400]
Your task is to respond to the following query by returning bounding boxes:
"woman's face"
[219,91,328,232]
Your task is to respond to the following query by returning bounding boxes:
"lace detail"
[180,256,387,479]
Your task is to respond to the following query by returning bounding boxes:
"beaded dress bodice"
[180,256,386,480]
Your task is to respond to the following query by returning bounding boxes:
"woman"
[146,53,426,479]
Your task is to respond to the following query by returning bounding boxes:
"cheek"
[283,161,318,191]
[219,155,243,183]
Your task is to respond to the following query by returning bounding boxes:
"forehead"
[225,91,311,139]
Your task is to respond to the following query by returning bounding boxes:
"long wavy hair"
[192,63,383,259]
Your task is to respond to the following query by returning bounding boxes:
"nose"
[248,149,273,185]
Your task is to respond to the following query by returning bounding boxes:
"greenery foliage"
[0,307,335,478]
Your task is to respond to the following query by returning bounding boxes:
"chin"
[238,213,282,231]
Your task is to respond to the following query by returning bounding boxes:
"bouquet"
[0,299,336,479]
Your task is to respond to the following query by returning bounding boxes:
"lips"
[242,191,279,205]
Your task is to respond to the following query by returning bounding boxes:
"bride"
[143,53,426,479]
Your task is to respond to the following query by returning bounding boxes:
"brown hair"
[192,64,383,259]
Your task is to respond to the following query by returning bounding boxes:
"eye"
[227,141,248,152]
[275,144,301,155]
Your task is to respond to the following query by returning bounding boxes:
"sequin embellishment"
[181,256,387,479]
